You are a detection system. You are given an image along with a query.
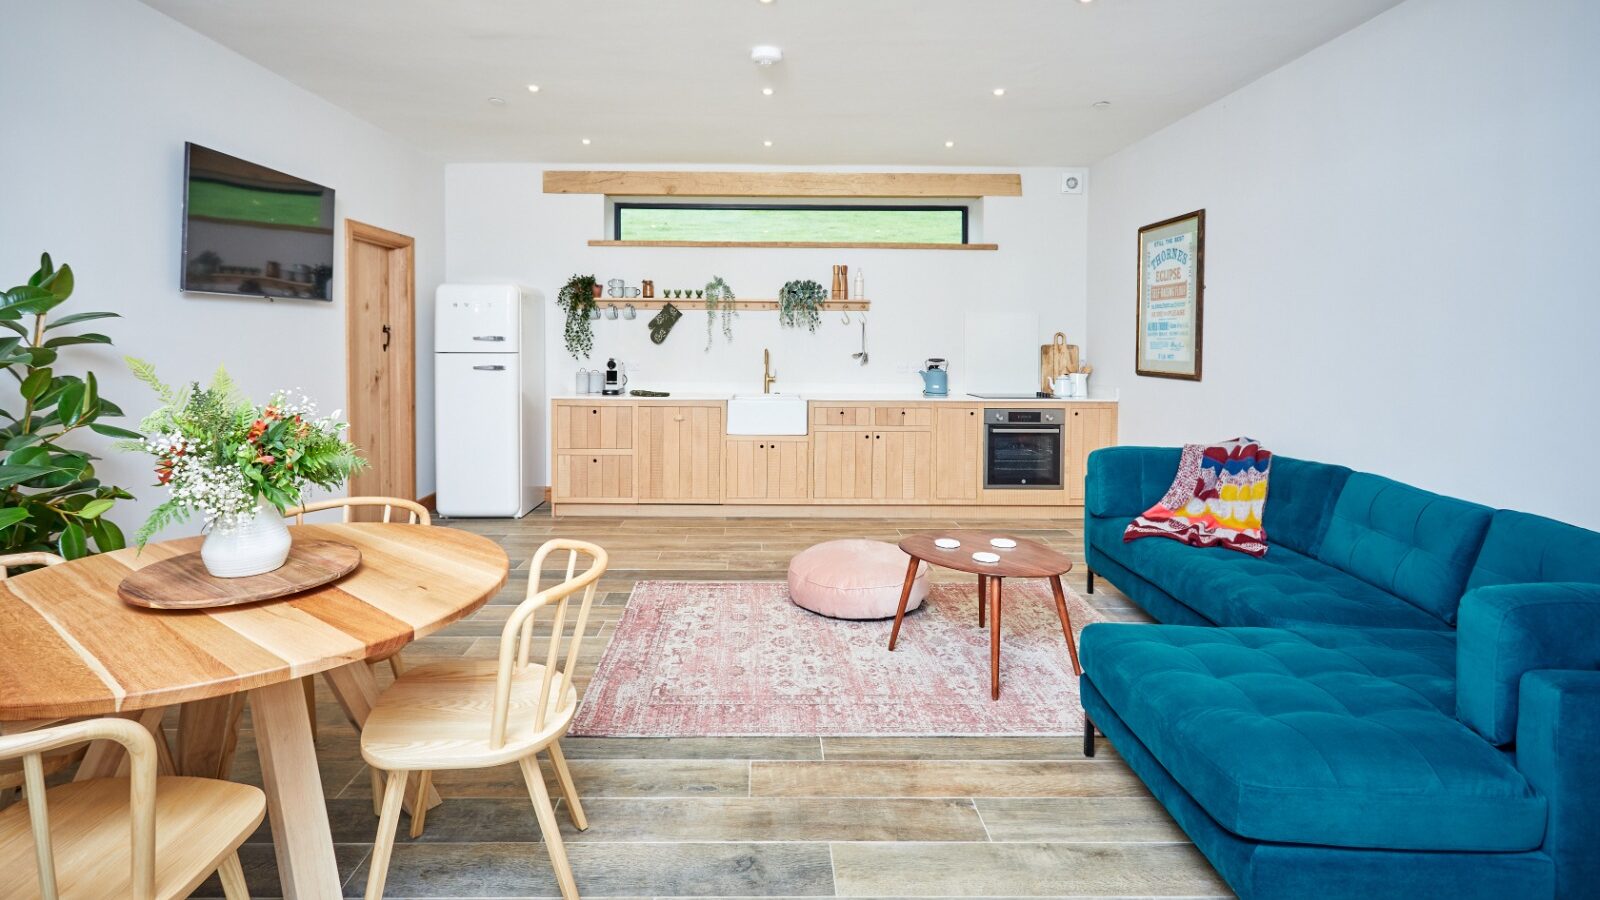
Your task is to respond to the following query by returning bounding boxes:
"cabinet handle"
[591,409,598,415]
[900,411,905,416]
[592,458,598,463]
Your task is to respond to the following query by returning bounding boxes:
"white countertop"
[552,388,1118,404]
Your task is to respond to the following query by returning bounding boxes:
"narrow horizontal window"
[614,203,968,244]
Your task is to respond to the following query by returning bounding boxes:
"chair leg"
[387,651,406,679]
[408,771,434,838]
[365,770,409,900]
[547,740,588,831]
[217,851,251,900]
[302,677,318,745]
[520,755,579,900]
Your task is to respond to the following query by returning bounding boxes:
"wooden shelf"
[598,298,870,312]
[588,240,997,251]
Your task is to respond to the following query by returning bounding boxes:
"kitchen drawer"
[556,404,634,450]
[811,404,872,427]
[873,406,933,427]
[554,452,635,501]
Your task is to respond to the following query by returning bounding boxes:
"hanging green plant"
[778,279,826,332]
[557,274,599,359]
[703,276,737,351]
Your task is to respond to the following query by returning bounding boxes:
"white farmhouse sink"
[726,394,808,435]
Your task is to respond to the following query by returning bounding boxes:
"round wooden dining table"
[0,522,509,899]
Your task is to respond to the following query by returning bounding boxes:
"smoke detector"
[751,45,783,66]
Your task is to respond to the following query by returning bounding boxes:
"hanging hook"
[840,308,851,325]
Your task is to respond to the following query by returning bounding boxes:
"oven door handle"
[989,427,1061,434]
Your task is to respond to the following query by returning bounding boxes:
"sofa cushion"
[1093,519,1447,631]
[1080,623,1547,852]
[1466,509,1600,590]
[1456,581,1600,745]
[1316,473,1493,625]
[1258,456,1352,556]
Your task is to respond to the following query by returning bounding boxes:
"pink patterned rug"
[571,580,1106,737]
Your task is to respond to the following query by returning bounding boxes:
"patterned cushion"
[1094,521,1446,630]
[1316,474,1493,624]
[1081,623,1547,851]
[787,539,927,619]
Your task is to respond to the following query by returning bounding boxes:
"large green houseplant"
[0,254,139,558]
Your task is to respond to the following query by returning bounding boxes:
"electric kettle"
[919,358,949,397]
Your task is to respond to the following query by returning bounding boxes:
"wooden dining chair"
[0,553,82,806]
[358,539,608,900]
[0,717,265,899]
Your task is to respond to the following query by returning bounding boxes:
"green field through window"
[616,206,966,243]
[188,179,325,228]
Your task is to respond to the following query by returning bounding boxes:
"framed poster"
[1136,209,1205,380]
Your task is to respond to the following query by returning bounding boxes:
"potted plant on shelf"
[778,279,826,332]
[123,362,364,577]
[558,274,599,359]
[0,253,139,560]
[703,275,737,351]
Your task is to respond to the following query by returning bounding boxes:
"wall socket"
[1060,169,1087,194]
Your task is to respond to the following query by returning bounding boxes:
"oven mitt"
[648,303,682,344]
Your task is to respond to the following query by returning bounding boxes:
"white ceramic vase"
[201,497,291,578]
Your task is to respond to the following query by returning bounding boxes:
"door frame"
[344,218,417,503]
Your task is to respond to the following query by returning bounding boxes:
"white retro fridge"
[434,284,543,517]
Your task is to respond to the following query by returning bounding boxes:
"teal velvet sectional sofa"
[1080,446,1600,900]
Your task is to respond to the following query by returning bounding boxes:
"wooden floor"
[194,509,1232,899]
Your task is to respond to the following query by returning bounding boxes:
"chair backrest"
[0,718,157,900]
[0,552,65,581]
[285,496,431,525]
[489,539,607,749]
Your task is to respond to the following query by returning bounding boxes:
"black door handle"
[381,324,392,351]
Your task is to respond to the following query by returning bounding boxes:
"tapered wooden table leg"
[886,554,922,651]
[250,677,341,899]
[989,576,1003,700]
[323,660,443,813]
[1048,574,1083,676]
[176,693,246,779]
[977,574,987,627]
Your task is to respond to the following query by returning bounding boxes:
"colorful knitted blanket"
[1123,438,1272,557]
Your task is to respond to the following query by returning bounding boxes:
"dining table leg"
[989,576,1003,700]
[176,693,247,779]
[250,677,341,899]
[1048,574,1083,676]
[886,554,923,651]
[323,659,443,813]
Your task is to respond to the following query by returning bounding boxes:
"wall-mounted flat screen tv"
[181,143,335,301]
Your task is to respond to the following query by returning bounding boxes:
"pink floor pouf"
[787,539,929,619]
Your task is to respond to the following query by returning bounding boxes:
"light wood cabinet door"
[726,438,811,502]
[555,404,634,450]
[554,453,635,502]
[812,429,875,499]
[811,405,873,427]
[933,406,982,503]
[637,405,723,503]
[873,406,934,428]
[1065,405,1119,504]
[873,430,933,502]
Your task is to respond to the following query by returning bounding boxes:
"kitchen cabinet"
[933,406,983,503]
[812,429,876,500]
[555,403,633,450]
[873,406,934,428]
[724,437,811,502]
[554,453,635,502]
[811,405,873,427]
[1066,404,1119,504]
[872,430,933,502]
[637,404,724,503]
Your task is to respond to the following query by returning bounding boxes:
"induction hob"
[967,392,1053,399]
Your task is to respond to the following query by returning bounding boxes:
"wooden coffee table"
[887,530,1081,700]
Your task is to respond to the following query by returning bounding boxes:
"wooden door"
[1066,405,1119,504]
[345,220,415,517]
[724,438,810,502]
[555,404,634,449]
[723,438,770,502]
[637,405,723,502]
[766,438,811,501]
[933,406,982,503]
[873,431,932,502]
[812,429,874,499]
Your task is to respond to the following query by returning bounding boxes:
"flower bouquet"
[123,360,365,577]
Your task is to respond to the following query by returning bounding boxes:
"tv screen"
[181,143,335,301]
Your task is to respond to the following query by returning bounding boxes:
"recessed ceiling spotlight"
[487,96,505,105]
[763,140,773,147]
[1091,100,1112,109]
[751,45,783,66]
[760,0,775,4]
[526,84,540,93]
[992,88,1006,97]
[762,87,774,96]
[944,140,955,148]
[1079,0,1093,4]
[581,138,591,145]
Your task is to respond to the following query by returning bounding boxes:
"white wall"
[0,0,445,539]
[446,164,1090,484]
[1086,0,1600,528]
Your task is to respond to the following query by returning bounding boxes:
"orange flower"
[255,454,276,465]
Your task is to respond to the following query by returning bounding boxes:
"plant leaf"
[56,381,85,425]
[39,264,74,303]
[44,310,119,331]
[42,333,112,349]
[89,517,126,551]
[90,422,142,440]
[58,521,87,560]
[0,508,29,531]
[0,464,65,489]
[76,498,115,520]
[27,253,54,288]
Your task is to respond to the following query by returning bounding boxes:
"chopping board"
[1039,332,1080,391]
[118,539,362,609]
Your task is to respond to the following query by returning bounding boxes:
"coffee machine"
[602,358,628,395]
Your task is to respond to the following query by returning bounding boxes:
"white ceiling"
[140,0,1401,166]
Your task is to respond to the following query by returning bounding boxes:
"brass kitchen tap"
[763,348,777,394]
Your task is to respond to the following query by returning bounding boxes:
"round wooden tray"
[118,539,362,610]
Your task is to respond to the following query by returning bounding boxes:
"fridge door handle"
[472,335,507,342]
[472,364,507,371]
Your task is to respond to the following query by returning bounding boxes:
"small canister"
[576,369,591,394]
[587,370,605,393]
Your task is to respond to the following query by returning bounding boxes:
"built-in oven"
[984,408,1063,489]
